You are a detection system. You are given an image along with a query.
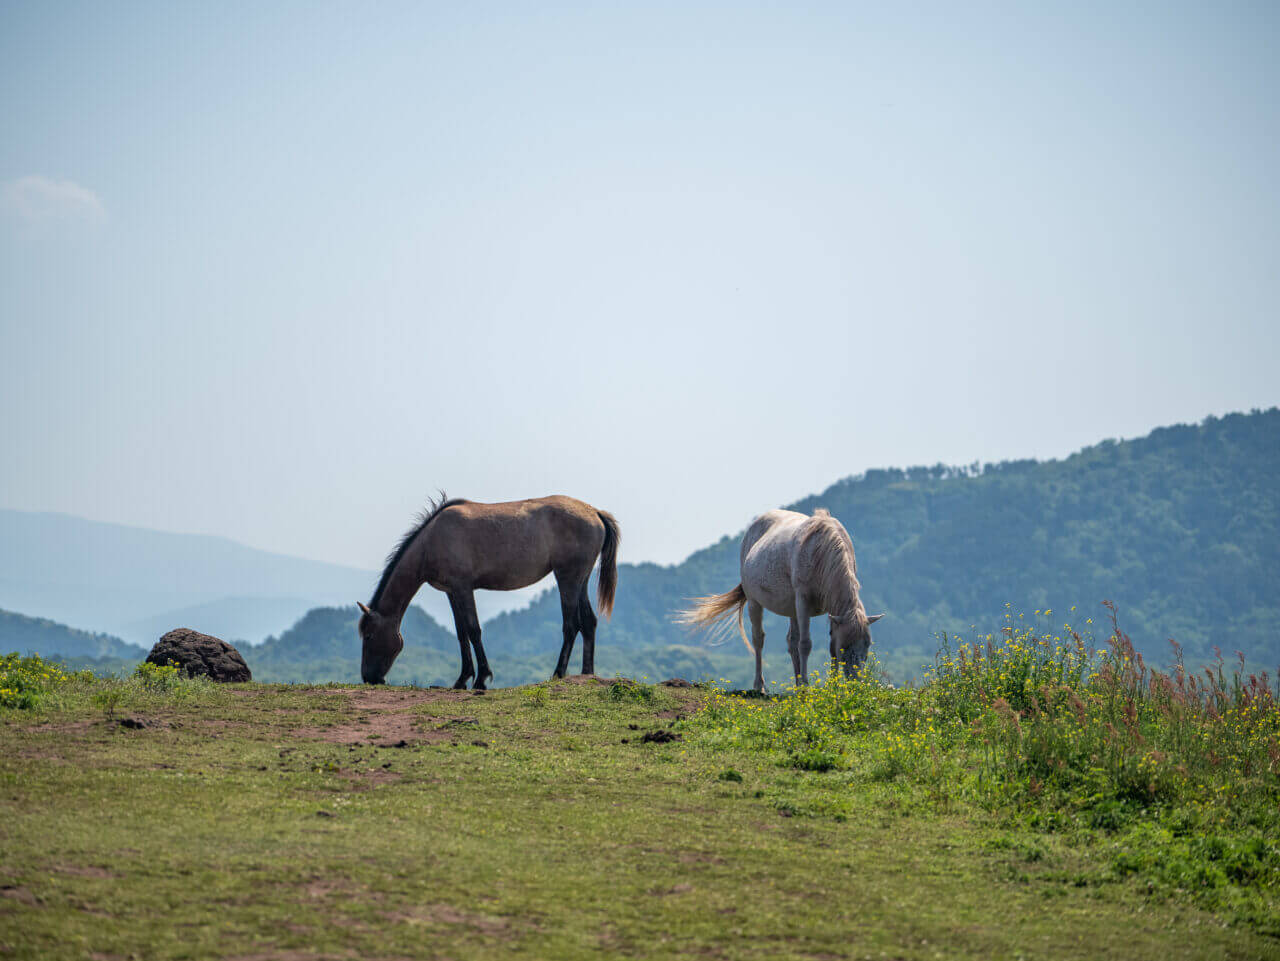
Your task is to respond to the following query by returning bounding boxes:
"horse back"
[739,509,809,616]
[422,495,606,591]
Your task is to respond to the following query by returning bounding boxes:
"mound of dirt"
[660,678,694,688]
[147,628,252,683]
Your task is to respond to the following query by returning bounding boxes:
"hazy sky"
[2,1,1278,572]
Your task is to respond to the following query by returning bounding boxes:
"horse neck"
[822,572,860,618]
[374,543,427,625]
[815,542,861,618]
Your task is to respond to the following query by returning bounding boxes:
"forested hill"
[0,609,145,663]
[480,409,1280,679]
[24,410,1273,688]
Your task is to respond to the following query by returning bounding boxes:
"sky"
[2,1,1278,574]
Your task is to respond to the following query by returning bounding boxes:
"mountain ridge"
[5,409,1277,687]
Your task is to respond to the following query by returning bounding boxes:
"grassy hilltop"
[2,617,1277,961]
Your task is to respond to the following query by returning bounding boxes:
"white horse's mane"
[807,509,865,620]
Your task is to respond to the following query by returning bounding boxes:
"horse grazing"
[358,494,619,687]
[678,508,883,692]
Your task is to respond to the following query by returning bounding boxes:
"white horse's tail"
[675,584,751,651]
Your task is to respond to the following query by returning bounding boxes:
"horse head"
[829,610,884,677]
[357,601,403,684]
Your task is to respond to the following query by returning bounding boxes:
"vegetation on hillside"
[482,409,1280,684]
[0,609,144,662]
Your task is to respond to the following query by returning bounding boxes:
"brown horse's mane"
[369,492,468,609]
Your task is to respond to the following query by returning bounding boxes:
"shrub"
[133,660,183,692]
[606,679,655,703]
[0,653,87,709]
[523,685,549,707]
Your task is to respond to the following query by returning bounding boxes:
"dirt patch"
[302,879,371,901]
[677,851,727,865]
[53,864,118,879]
[17,718,99,737]
[338,769,403,788]
[315,688,472,709]
[227,953,418,961]
[383,903,514,937]
[295,714,441,746]
[224,954,351,961]
[0,886,38,906]
[553,674,612,686]
[295,688,479,745]
[650,883,695,896]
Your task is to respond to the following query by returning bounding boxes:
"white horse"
[678,508,884,692]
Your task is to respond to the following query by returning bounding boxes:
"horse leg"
[455,590,492,690]
[793,596,813,685]
[577,583,598,676]
[551,571,584,680]
[786,617,802,685]
[748,600,766,693]
[447,592,476,690]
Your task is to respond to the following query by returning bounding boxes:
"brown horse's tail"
[675,585,750,651]
[595,509,620,618]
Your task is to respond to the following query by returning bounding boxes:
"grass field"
[2,650,1278,961]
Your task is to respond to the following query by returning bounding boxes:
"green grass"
[1,650,1277,960]
[693,607,1280,940]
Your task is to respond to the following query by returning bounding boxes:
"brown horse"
[358,494,619,687]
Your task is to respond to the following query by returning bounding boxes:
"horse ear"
[865,612,885,625]
[357,602,372,615]
[829,613,847,626]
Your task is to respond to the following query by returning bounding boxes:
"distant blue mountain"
[0,607,145,661]
[0,510,547,646]
[0,510,377,645]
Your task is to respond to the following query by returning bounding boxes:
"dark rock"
[118,717,149,729]
[146,628,251,683]
[661,678,694,688]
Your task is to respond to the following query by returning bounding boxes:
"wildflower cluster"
[133,659,182,691]
[929,605,1091,718]
[0,652,89,709]
[967,603,1280,816]
[691,604,1280,926]
[696,654,950,775]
